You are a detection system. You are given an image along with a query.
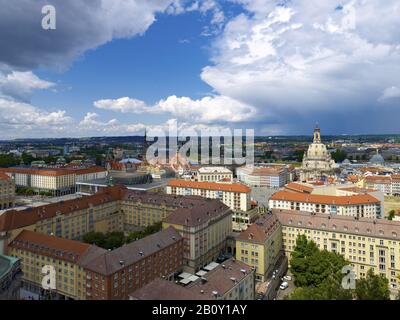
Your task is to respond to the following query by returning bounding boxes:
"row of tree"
[81,222,163,250]
[287,235,392,300]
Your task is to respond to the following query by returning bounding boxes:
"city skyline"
[1,0,400,139]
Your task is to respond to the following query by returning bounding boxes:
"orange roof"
[0,167,73,177]
[168,179,251,193]
[365,175,391,184]
[70,166,106,175]
[271,190,380,205]
[0,172,11,180]
[284,182,313,193]
[9,230,99,263]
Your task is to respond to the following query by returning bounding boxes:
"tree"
[355,269,390,300]
[331,150,347,163]
[288,235,352,300]
[82,232,106,248]
[388,210,396,221]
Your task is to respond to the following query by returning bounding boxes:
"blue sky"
[0,0,400,138]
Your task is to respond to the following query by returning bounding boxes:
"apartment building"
[166,179,251,212]
[8,230,106,300]
[0,254,22,300]
[0,186,127,255]
[237,164,289,188]
[364,175,400,196]
[236,214,282,281]
[0,173,15,210]
[269,190,382,219]
[275,209,400,291]
[0,166,107,196]
[197,167,233,182]
[162,201,232,273]
[7,227,183,300]
[130,258,255,300]
[83,226,183,300]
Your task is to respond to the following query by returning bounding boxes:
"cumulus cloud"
[0,71,55,101]
[200,0,400,131]
[93,94,257,123]
[378,86,400,102]
[0,0,186,70]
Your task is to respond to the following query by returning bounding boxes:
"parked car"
[279,282,289,290]
[283,275,292,281]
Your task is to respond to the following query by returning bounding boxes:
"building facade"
[300,125,336,181]
[166,179,251,212]
[236,214,282,281]
[275,209,400,292]
[197,167,233,182]
[0,173,15,210]
[269,190,382,219]
[0,254,22,300]
[162,202,232,273]
[237,164,289,188]
[0,166,107,196]
[130,258,255,300]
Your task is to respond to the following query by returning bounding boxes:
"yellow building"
[0,173,15,210]
[8,230,106,300]
[197,166,233,182]
[162,200,232,273]
[166,179,251,212]
[275,208,400,293]
[236,214,282,281]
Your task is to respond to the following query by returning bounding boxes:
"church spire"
[313,123,321,143]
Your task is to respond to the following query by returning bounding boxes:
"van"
[279,282,289,290]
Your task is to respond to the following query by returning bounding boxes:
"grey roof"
[83,227,182,275]
[273,209,400,240]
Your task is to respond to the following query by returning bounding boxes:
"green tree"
[288,235,352,300]
[331,150,347,163]
[388,210,396,221]
[0,154,19,167]
[355,269,390,300]
[82,232,106,248]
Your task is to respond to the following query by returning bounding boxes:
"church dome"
[370,152,384,164]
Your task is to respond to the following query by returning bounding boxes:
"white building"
[237,164,290,188]
[166,179,251,212]
[197,167,233,182]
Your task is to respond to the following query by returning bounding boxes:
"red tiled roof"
[168,179,251,193]
[271,190,380,205]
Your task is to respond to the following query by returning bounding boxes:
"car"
[279,282,289,290]
[283,275,292,281]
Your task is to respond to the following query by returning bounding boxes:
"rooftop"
[273,209,400,241]
[270,190,380,205]
[83,226,182,275]
[236,214,281,243]
[9,230,106,264]
[168,179,251,193]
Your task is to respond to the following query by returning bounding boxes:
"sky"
[0,0,400,139]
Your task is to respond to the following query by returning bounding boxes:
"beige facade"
[300,125,336,181]
[0,174,15,210]
[276,209,400,292]
[197,167,233,182]
[162,204,232,273]
[167,179,251,212]
[236,214,282,281]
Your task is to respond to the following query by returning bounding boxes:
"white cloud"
[94,94,257,123]
[200,0,400,125]
[378,86,400,102]
[0,71,55,101]
[93,97,154,113]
